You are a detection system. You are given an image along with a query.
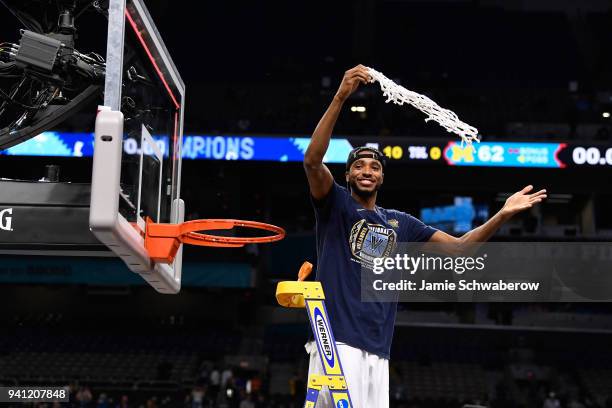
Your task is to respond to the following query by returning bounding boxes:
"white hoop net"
[367,66,480,147]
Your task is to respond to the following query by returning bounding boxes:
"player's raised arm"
[304,65,371,200]
[429,185,547,253]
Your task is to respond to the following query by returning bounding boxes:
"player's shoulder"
[333,181,349,194]
[313,181,350,212]
[329,180,351,200]
[379,207,421,224]
[379,206,409,218]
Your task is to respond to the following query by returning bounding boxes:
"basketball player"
[303,65,547,407]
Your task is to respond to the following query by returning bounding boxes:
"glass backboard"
[90,0,185,294]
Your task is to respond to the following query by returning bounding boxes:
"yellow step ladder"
[276,262,354,408]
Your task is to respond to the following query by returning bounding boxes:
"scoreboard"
[371,140,612,169]
[2,131,612,170]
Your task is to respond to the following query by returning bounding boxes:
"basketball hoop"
[145,218,286,263]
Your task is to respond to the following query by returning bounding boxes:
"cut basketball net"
[367,66,480,148]
[145,218,285,264]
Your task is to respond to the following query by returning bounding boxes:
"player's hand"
[335,65,371,102]
[501,185,547,216]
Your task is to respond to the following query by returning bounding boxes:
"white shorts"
[305,341,389,408]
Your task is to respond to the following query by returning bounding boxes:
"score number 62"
[477,145,504,162]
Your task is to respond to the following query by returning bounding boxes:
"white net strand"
[366,66,480,147]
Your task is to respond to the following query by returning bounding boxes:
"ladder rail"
[276,262,354,408]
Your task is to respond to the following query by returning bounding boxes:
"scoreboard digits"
[382,145,404,160]
[5,131,612,169]
[377,140,612,169]
[571,146,612,167]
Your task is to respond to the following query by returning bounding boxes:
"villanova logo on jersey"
[349,219,396,267]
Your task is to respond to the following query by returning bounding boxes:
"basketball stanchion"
[145,217,286,263]
[276,262,354,408]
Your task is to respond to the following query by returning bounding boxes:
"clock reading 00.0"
[571,146,612,166]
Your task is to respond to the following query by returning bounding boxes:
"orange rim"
[145,218,286,263]
[181,219,286,246]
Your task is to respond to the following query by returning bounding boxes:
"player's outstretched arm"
[429,185,547,253]
[304,65,371,200]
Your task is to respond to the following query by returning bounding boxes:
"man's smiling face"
[346,155,384,198]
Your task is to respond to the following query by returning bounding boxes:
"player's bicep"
[304,162,334,201]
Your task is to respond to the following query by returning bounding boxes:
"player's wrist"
[498,207,514,220]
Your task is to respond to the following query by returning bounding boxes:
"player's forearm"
[304,95,345,167]
[459,210,511,244]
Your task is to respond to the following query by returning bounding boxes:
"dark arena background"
[1,0,612,407]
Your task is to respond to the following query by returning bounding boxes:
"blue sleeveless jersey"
[312,182,436,358]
